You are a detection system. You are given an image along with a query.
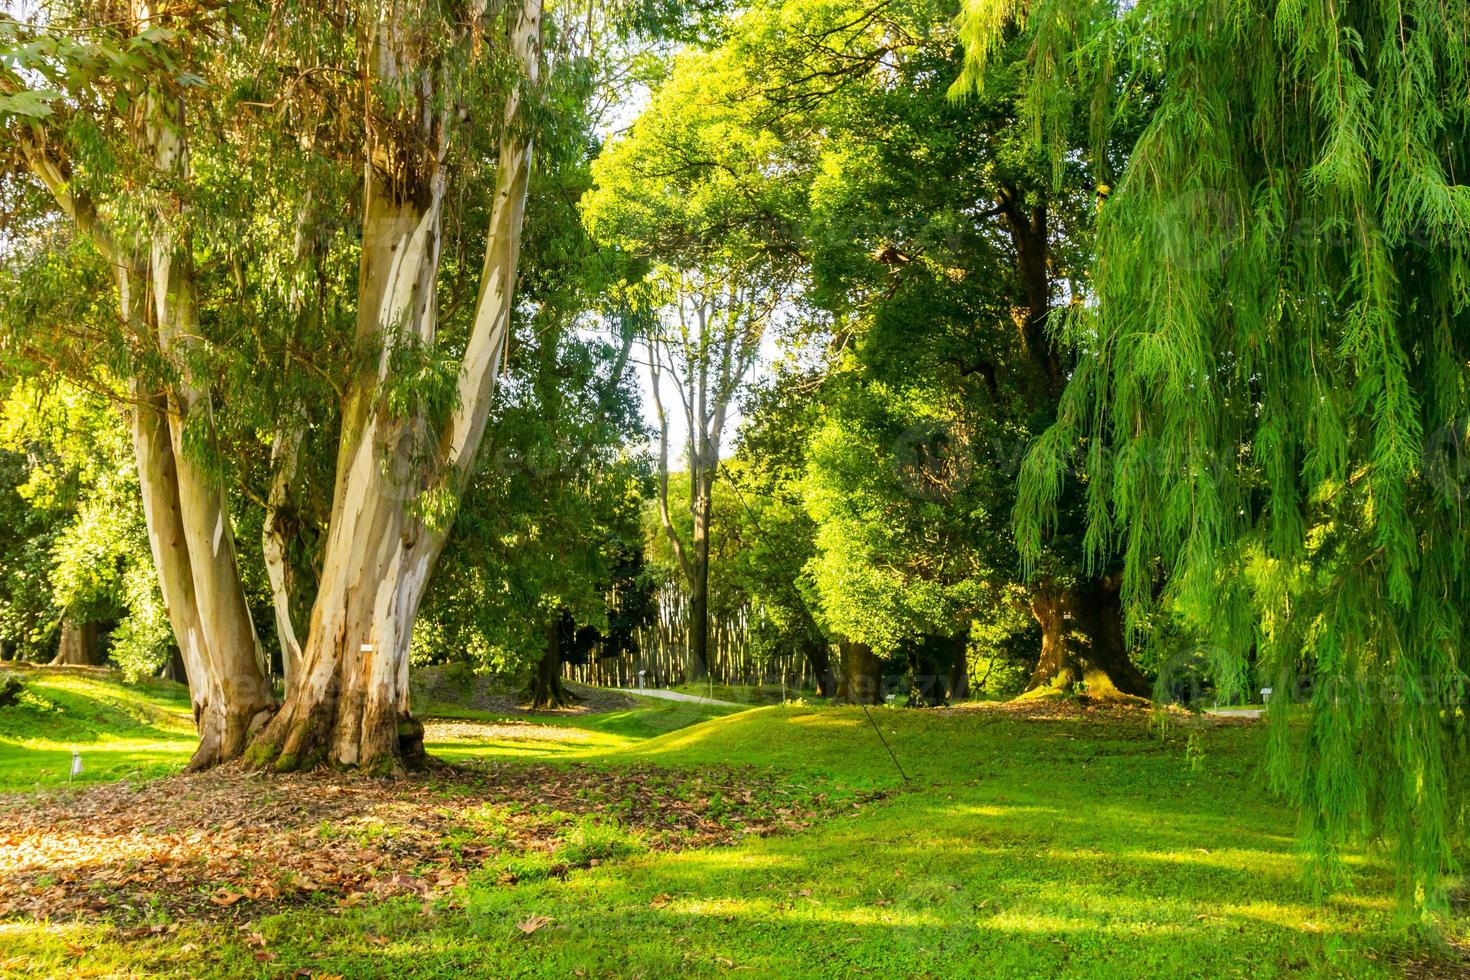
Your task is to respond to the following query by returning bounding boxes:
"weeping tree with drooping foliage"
[957,0,1470,912]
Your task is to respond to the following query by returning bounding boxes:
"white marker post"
[70,750,82,782]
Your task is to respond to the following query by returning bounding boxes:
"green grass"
[2,671,1465,977]
[0,666,197,792]
[423,700,744,763]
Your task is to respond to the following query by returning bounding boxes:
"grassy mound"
[0,666,196,792]
[0,666,741,793]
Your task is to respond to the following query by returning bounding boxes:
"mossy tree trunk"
[1024,576,1149,699]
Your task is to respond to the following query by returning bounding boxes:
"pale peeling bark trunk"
[145,101,275,762]
[250,0,542,775]
[132,388,254,767]
[263,427,305,689]
[250,160,446,774]
[21,13,273,767]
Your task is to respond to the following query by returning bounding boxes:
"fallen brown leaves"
[0,760,879,926]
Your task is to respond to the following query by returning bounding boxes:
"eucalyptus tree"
[1,5,281,765]
[960,0,1470,909]
[0,0,560,772]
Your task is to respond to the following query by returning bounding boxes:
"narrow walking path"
[616,688,745,707]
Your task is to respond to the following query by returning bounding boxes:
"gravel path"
[616,688,745,707]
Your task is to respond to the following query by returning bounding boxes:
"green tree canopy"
[962,0,1470,912]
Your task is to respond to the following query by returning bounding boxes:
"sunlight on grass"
[1,670,1458,977]
[0,669,197,791]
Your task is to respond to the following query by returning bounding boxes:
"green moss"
[242,739,278,769]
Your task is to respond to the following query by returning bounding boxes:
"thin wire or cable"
[859,700,908,782]
[724,474,909,782]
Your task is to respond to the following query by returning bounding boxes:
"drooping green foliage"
[960,0,1470,910]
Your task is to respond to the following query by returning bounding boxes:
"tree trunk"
[948,647,970,702]
[149,230,276,765]
[22,75,274,769]
[530,617,576,710]
[161,645,188,684]
[133,380,274,767]
[245,174,444,774]
[262,426,306,690]
[836,640,884,705]
[1024,576,1149,700]
[999,187,1060,386]
[52,619,99,666]
[689,480,711,681]
[141,80,276,765]
[803,637,834,698]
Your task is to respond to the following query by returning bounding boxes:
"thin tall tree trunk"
[262,426,306,689]
[689,472,712,681]
[138,71,276,764]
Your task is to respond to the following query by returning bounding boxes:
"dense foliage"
[0,0,1465,926]
[960,0,1470,911]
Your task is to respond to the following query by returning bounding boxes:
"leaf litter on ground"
[0,759,887,925]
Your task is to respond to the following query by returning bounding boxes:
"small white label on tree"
[360,644,374,653]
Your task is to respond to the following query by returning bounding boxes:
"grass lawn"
[1,669,1465,977]
[0,666,198,792]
